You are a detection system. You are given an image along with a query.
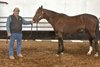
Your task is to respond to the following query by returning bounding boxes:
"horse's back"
[59,13,98,26]
[81,14,98,30]
[81,14,98,22]
[56,13,99,34]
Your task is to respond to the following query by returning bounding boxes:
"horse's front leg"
[56,32,64,56]
[57,38,61,55]
[60,38,64,54]
[57,36,64,56]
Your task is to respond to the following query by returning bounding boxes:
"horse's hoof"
[87,52,91,56]
[56,54,60,57]
[61,52,64,55]
[87,46,93,56]
[94,53,98,57]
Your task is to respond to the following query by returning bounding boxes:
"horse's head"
[33,6,44,23]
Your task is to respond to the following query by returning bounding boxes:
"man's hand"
[8,32,11,37]
[31,20,34,23]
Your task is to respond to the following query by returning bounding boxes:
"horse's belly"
[63,26,84,34]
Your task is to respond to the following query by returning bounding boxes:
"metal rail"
[0,17,53,31]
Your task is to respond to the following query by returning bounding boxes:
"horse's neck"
[43,9,59,26]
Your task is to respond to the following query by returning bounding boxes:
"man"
[6,7,33,59]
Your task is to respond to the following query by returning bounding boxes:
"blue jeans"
[9,33,22,56]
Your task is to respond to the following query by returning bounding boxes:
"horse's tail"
[95,19,99,40]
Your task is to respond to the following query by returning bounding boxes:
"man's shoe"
[9,56,15,59]
[18,54,23,58]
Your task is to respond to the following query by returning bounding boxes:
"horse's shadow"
[63,45,89,55]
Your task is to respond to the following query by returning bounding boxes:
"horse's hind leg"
[88,33,99,57]
[85,30,94,55]
[93,38,99,57]
[87,32,99,57]
[87,38,93,55]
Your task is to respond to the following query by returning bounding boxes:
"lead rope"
[30,23,33,39]
[36,22,38,39]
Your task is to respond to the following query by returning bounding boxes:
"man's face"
[13,8,20,16]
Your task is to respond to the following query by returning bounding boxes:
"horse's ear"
[40,5,44,14]
[40,5,43,9]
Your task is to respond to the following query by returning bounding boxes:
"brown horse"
[33,6,99,57]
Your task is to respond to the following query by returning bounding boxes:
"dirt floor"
[0,40,100,67]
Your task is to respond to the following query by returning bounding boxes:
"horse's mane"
[43,8,59,15]
[43,8,68,17]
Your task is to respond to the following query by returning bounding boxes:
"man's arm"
[6,16,11,36]
[22,18,32,25]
